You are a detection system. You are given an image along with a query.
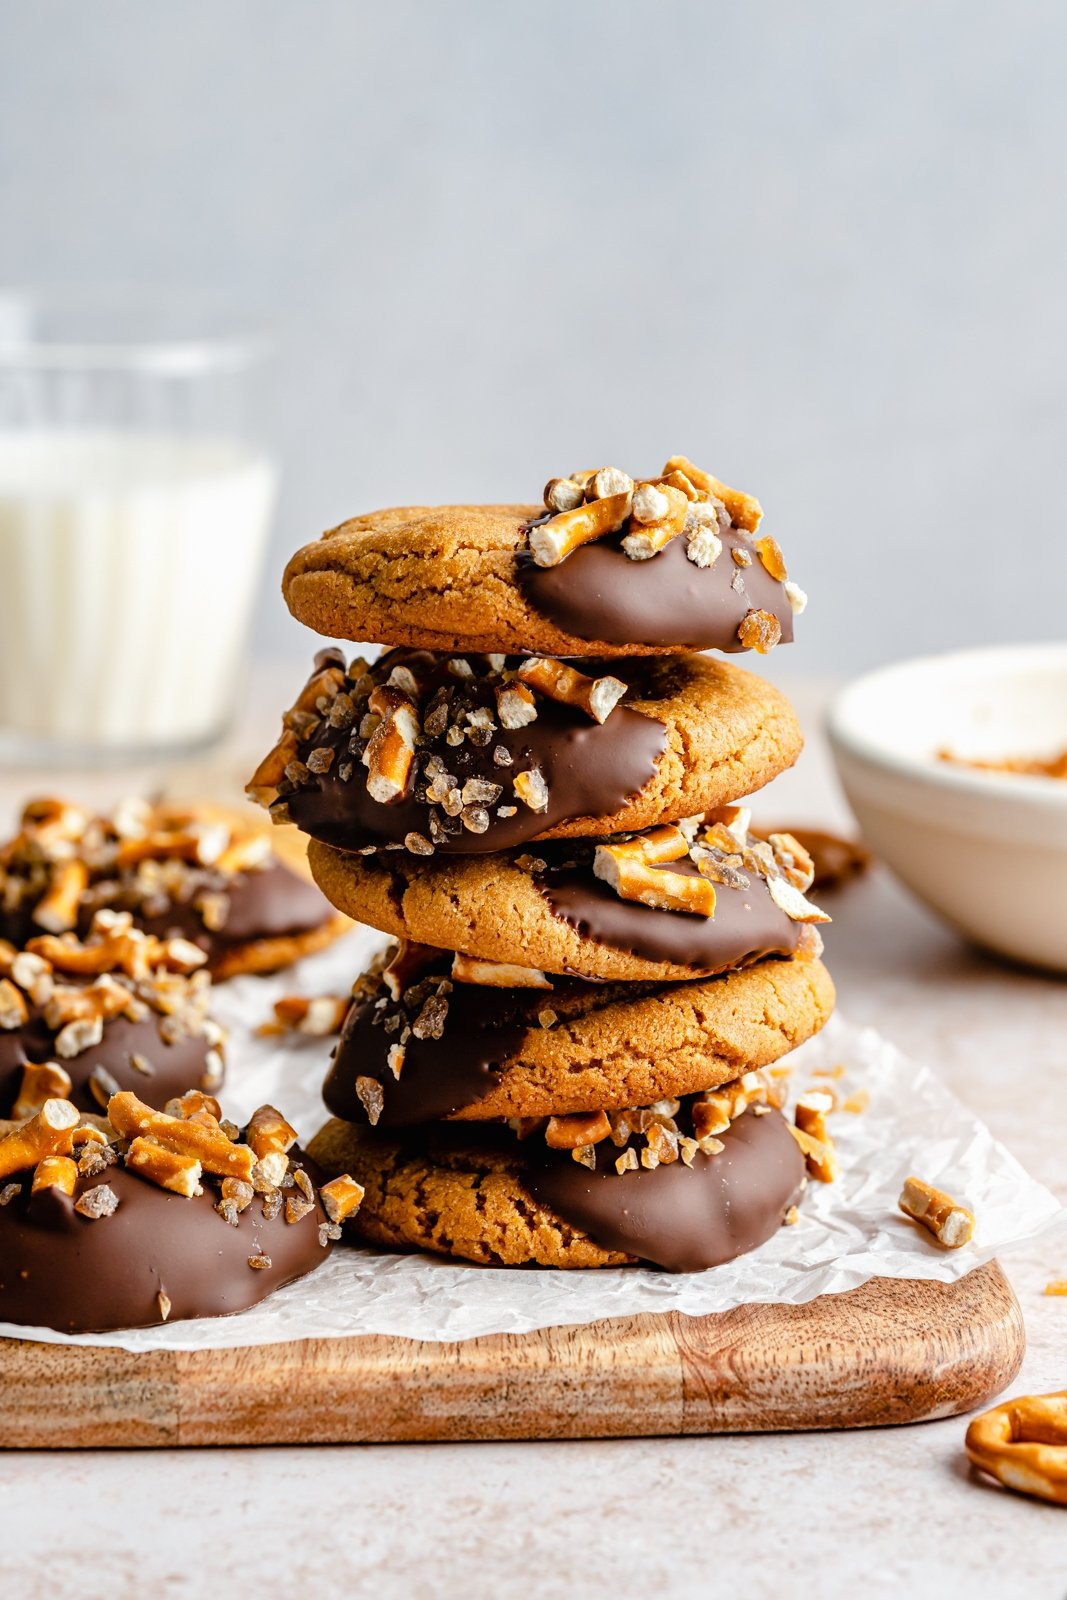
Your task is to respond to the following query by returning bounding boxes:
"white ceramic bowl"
[827,643,1067,972]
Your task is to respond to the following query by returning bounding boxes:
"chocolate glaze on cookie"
[527,1106,804,1272]
[283,649,667,857]
[537,849,801,971]
[519,525,794,653]
[97,858,334,959]
[0,1003,217,1119]
[0,1153,331,1332]
[325,975,550,1127]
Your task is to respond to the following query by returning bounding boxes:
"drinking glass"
[0,289,277,762]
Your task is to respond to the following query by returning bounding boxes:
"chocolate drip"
[285,650,667,857]
[527,1107,804,1272]
[0,1005,215,1118]
[518,526,794,652]
[537,851,801,971]
[0,1154,331,1332]
[324,976,542,1126]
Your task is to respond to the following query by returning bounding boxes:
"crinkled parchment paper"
[2,925,1061,1350]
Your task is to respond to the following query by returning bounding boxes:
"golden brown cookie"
[283,492,803,659]
[308,1100,807,1272]
[308,812,829,983]
[323,949,834,1123]
[248,647,802,858]
[0,796,348,981]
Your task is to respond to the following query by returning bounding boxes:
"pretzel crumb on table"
[965,1391,1067,1506]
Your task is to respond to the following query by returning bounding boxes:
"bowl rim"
[826,641,1067,811]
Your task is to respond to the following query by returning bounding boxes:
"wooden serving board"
[0,1261,1022,1447]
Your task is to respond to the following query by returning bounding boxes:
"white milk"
[0,431,276,752]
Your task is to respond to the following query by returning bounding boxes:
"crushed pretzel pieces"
[526,459,792,609]
[0,795,278,948]
[508,1072,781,1174]
[0,1088,362,1263]
[898,1176,975,1249]
[965,1391,1067,1506]
[588,814,831,929]
[248,647,638,852]
[939,745,1067,781]
[258,993,350,1038]
[0,912,226,1101]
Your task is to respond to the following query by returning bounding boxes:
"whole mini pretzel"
[965,1391,1067,1506]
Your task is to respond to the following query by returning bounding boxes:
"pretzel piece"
[965,1392,1067,1506]
[0,1098,80,1179]
[451,953,553,989]
[594,830,715,917]
[31,1155,78,1195]
[126,1136,203,1197]
[246,1105,298,1161]
[621,484,689,560]
[515,658,628,724]
[661,456,763,532]
[320,1173,366,1224]
[33,858,89,934]
[362,701,419,803]
[107,1092,255,1181]
[12,1061,74,1122]
[545,1110,612,1150]
[527,490,633,567]
[899,1176,975,1248]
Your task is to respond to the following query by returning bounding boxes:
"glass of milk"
[0,290,277,761]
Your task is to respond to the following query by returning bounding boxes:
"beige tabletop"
[1,674,1064,1599]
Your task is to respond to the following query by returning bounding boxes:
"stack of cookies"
[249,456,837,1272]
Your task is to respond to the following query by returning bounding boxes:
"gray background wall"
[3,0,1065,677]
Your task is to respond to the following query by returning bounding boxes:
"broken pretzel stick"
[898,1176,975,1248]
[451,953,553,989]
[0,1098,80,1180]
[107,1091,255,1182]
[621,483,689,560]
[514,658,628,724]
[594,828,716,917]
[661,455,763,532]
[527,490,633,568]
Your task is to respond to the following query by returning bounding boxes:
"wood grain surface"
[0,1261,1023,1447]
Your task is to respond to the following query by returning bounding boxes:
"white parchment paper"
[2,924,1061,1350]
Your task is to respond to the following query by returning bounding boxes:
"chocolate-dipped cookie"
[309,1098,806,1273]
[323,943,834,1124]
[283,457,806,659]
[247,647,801,859]
[308,814,829,984]
[0,1092,361,1332]
[0,796,347,980]
[0,914,225,1118]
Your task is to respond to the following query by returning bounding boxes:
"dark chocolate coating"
[538,852,801,970]
[0,1154,332,1332]
[325,975,547,1127]
[527,1107,804,1272]
[0,859,333,964]
[87,859,334,956]
[0,1006,216,1118]
[285,650,667,856]
[518,526,794,652]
